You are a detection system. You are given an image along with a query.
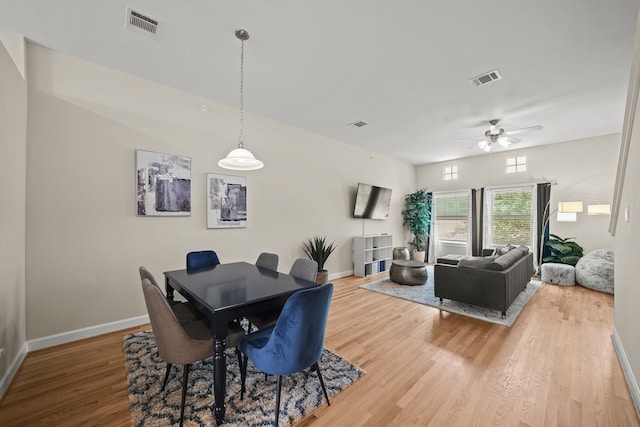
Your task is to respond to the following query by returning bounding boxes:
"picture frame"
[207,173,247,228]
[136,149,191,216]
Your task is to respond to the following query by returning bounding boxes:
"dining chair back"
[141,278,213,426]
[255,252,279,271]
[142,278,244,426]
[289,258,318,282]
[238,282,333,426]
[139,266,200,324]
[186,250,220,271]
[246,258,317,333]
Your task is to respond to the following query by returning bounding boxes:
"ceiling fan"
[471,119,543,152]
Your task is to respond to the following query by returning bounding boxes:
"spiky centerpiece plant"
[302,235,336,284]
[543,234,584,265]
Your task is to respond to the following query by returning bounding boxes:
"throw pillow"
[488,250,520,271]
[495,245,511,256]
[458,256,495,269]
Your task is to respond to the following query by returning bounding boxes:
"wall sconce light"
[557,212,577,222]
[558,201,583,213]
[587,204,611,215]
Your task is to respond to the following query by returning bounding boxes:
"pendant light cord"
[238,37,245,148]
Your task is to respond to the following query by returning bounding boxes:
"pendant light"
[218,29,264,170]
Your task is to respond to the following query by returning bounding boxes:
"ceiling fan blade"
[465,136,489,143]
[498,136,521,147]
[504,125,543,136]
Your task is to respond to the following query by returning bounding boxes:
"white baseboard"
[329,270,354,280]
[27,315,150,352]
[0,342,28,400]
[0,315,150,400]
[611,328,640,417]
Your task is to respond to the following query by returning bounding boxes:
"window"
[434,191,469,241]
[505,156,526,173]
[484,186,533,247]
[443,165,458,180]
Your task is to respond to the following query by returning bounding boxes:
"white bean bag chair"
[575,249,614,294]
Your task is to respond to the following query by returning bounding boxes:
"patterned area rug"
[123,330,364,426]
[360,265,541,327]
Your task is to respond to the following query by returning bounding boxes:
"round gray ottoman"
[575,249,614,294]
[541,262,576,286]
[389,259,428,285]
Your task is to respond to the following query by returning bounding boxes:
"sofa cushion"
[489,249,522,271]
[457,256,495,269]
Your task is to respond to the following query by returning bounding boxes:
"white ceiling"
[1,0,638,165]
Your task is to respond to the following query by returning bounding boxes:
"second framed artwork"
[207,173,247,228]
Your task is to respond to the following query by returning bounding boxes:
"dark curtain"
[478,188,485,254]
[471,189,480,256]
[536,182,552,268]
[425,192,433,261]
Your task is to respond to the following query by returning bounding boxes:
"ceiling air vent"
[469,69,502,87]
[126,8,159,38]
[350,121,368,128]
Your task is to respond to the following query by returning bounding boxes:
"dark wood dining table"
[164,261,318,425]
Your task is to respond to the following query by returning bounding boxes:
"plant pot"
[315,270,329,284]
[411,250,425,262]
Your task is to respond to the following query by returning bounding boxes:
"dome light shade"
[218,147,264,170]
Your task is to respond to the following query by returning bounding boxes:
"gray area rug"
[360,265,541,327]
[124,330,364,426]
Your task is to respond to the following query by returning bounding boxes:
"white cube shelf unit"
[353,234,393,277]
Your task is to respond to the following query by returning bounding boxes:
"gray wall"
[613,5,640,413]
[0,37,27,381]
[24,43,416,339]
[416,134,618,253]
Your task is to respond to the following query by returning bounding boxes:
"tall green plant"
[402,189,430,251]
[543,234,583,265]
[302,236,336,272]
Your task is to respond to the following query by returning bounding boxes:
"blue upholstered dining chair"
[186,250,220,271]
[238,282,333,426]
[246,258,318,332]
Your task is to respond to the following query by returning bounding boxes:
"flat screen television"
[353,183,392,220]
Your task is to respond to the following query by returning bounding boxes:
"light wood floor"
[1,273,638,426]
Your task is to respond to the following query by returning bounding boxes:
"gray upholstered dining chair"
[255,252,279,271]
[139,266,202,325]
[247,258,318,332]
[289,258,318,282]
[141,278,245,427]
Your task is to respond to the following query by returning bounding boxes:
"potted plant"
[402,189,430,262]
[543,234,584,265]
[302,235,336,284]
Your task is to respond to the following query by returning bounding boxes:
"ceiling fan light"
[218,147,264,170]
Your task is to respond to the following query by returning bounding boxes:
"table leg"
[213,322,227,425]
[164,276,175,301]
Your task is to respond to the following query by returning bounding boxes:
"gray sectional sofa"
[434,245,534,316]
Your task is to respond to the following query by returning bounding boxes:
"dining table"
[164,261,319,425]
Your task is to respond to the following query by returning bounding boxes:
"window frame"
[443,165,458,181]
[505,155,527,174]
